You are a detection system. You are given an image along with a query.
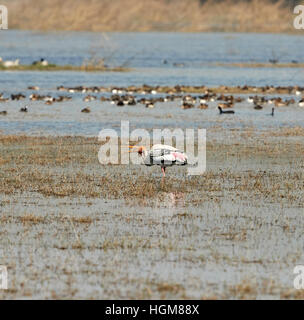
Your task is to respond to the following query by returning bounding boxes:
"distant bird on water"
[128,144,188,177]
[271,107,274,116]
[218,106,235,114]
[81,107,91,113]
[145,103,154,109]
[20,105,28,112]
[254,105,263,110]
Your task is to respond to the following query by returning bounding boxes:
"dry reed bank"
[4,0,297,33]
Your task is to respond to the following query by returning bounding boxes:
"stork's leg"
[161,167,166,177]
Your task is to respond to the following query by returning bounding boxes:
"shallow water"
[0,176,303,299]
[1,31,304,300]
[1,31,304,67]
[0,93,303,136]
[1,31,304,136]
[0,31,304,88]
[0,125,303,299]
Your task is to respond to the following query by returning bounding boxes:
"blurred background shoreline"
[2,0,302,34]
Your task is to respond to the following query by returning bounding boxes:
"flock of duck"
[0,84,304,116]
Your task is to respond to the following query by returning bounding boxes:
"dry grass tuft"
[229,279,258,299]
[19,214,45,225]
[281,289,304,300]
[266,127,304,137]
[71,217,93,224]
[157,282,185,294]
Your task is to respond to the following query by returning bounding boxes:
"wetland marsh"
[0,30,304,299]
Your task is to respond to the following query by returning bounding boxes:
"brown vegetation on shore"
[4,0,295,33]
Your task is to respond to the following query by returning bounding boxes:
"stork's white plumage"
[129,144,188,177]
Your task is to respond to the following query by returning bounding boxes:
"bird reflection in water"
[163,191,185,208]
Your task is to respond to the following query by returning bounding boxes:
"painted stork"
[129,144,188,177]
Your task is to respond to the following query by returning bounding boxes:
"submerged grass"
[0,63,301,72]
[0,131,303,299]
[216,63,304,68]
[0,64,129,72]
[0,133,303,205]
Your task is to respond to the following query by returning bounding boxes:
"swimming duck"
[199,94,214,103]
[198,103,208,109]
[146,103,154,108]
[234,97,244,103]
[44,96,55,103]
[83,95,97,102]
[116,100,124,106]
[81,107,91,113]
[56,96,72,102]
[270,108,275,116]
[218,102,233,109]
[181,102,194,109]
[29,94,39,101]
[127,98,136,106]
[32,58,48,66]
[274,99,287,107]
[28,86,39,91]
[0,96,9,102]
[286,98,295,106]
[299,99,304,107]
[254,105,263,110]
[20,105,28,112]
[184,95,196,102]
[2,59,20,68]
[11,93,26,101]
[217,94,234,103]
[218,106,235,114]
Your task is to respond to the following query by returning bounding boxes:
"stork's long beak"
[127,145,146,153]
[128,145,140,153]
